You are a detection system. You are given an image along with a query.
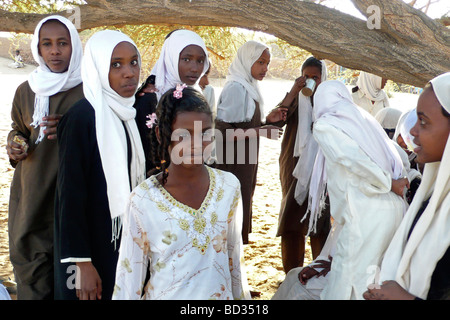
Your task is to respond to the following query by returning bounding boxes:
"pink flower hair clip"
[146,113,157,129]
[173,83,187,99]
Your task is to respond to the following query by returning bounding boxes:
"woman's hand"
[363,280,416,300]
[266,107,288,123]
[391,177,410,197]
[41,114,62,140]
[290,76,307,95]
[75,262,102,300]
[6,135,28,162]
[298,256,332,285]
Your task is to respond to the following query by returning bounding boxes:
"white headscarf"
[375,107,403,131]
[356,71,390,105]
[151,29,209,100]
[379,72,450,299]
[292,59,328,205]
[216,40,269,123]
[28,15,82,144]
[82,30,146,247]
[305,80,404,235]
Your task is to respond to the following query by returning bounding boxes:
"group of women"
[5,14,449,300]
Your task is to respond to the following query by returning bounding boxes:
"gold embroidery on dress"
[150,167,218,254]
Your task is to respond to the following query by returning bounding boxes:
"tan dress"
[8,81,83,299]
[213,103,261,244]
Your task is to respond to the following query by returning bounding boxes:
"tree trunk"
[1,0,448,87]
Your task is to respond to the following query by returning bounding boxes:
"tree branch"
[0,0,448,87]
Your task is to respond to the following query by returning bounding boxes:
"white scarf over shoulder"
[82,30,146,245]
[293,60,328,205]
[151,29,209,101]
[356,71,390,105]
[28,15,82,143]
[216,40,268,123]
[305,80,404,235]
[379,72,450,299]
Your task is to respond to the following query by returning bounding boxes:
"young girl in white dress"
[113,86,251,300]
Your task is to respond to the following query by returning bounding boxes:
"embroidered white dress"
[113,167,251,300]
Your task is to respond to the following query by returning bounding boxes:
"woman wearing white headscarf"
[273,57,331,274]
[364,72,450,300]
[55,30,145,300]
[352,71,390,116]
[214,40,285,244]
[274,80,407,300]
[134,29,210,174]
[6,15,83,300]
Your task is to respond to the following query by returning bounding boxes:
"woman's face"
[108,41,140,98]
[251,49,270,81]
[169,111,213,168]
[303,65,322,96]
[178,45,206,85]
[38,20,72,73]
[410,86,450,163]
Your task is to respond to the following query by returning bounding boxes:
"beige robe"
[8,81,83,299]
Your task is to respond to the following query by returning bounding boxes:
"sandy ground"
[0,55,419,300]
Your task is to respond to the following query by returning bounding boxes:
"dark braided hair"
[149,86,212,185]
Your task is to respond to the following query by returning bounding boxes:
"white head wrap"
[375,107,403,130]
[305,80,404,235]
[216,40,269,122]
[82,30,146,247]
[150,29,209,100]
[292,59,328,205]
[28,15,82,143]
[379,72,450,299]
[356,71,390,105]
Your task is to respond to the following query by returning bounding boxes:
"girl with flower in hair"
[113,86,251,300]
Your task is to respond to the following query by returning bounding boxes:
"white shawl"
[150,29,209,100]
[379,72,450,299]
[216,40,268,123]
[306,80,404,235]
[293,60,328,205]
[28,15,82,143]
[356,71,390,105]
[82,30,146,245]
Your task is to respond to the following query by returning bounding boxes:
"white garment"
[352,71,390,116]
[307,80,404,235]
[202,84,216,115]
[312,122,405,299]
[28,15,82,143]
[0,284,11,300]
[113,167,251,300]
[151,29,209,100]
[379,72,450,299]
[216,40,269,123]
[292,60,328,206]
[272,223,342,300]
[81,30,146,244]
[375,107,402,131]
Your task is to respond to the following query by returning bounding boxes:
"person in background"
[273,57,330,274]
[199,61,216,117]
[352,71,389,116]
[213,40,286,244]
